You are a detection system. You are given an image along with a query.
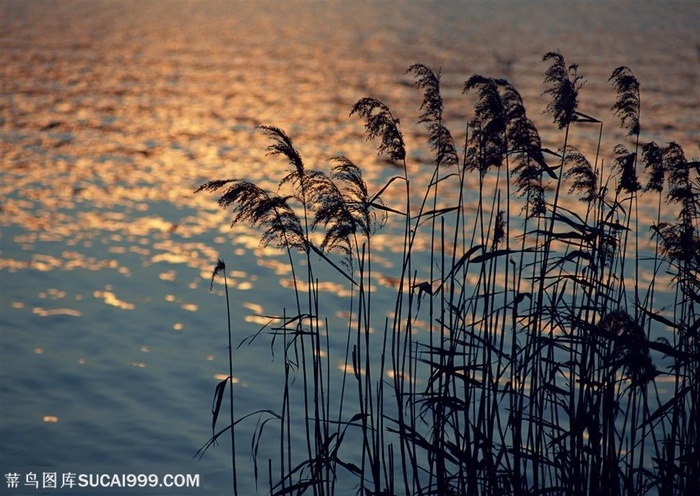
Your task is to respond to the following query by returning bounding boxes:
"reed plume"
[542,51,585,129]
[350,97,405,163]
[609,66,641,137]
[308,156,384,264]
[563,146,598,202]
[654,142,700,267]
[407,63,458,167]
[196,179,306,251]
[612,144,641,194]
[498,78,549,217]
[463,74,506,173]
[641,141,666,193]
[600,310,656,388]
[194,52,697,496]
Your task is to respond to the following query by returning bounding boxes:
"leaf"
[639,386,689,431]
[211,377,228,437]
[647,339,694,361]
[322,432,338,453]
[369,175,405,204]
[368,201,406,216]
[334,457,362,477]
[413,205,460,224]
[195,409,280,460]
[573,110,601,123]
[348,412,369,424]
[308,243,357,286]
[550,249,596,272]
[435,244,486,293]
[640,308,679,331]
[469,248,532,264]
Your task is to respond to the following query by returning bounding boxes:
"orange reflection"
[93,288,135,310]
[32,307,82,317]
[213,374,239,384]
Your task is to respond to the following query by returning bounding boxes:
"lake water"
[1,1,698,495]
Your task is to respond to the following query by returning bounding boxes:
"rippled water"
[1,1,698,494]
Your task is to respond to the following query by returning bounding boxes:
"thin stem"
[223,269,238,496]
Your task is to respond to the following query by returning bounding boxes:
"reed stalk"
[195,52,698,496]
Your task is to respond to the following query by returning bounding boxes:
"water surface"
[1,1,698,494]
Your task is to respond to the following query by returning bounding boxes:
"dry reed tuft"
[195,52,698,496]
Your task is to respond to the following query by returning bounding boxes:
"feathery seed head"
[350,97,405,163]
[542,51,585,129]
[609,66,641,136]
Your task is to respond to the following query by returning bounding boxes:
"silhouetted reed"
[195,52,698,495]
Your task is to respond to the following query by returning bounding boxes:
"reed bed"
[195,52,698,496]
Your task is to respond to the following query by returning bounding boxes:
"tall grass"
[195,52,699,495]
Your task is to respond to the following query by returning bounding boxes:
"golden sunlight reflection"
[242,302,264,314]
[181,303,198,312]
[335,310,352,320]
[1,3,696,491]
[39,288,66,299]
[32,307,82,317]
[386,370,418,384]
[205,268,258,290]
[279,278,353,298]
[244,315,274,326]
[93,288,135,310]
[338,362,364,377]
[213,374,239,384]
[257,258,292,275]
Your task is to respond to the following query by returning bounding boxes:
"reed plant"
[195,51,698,495]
